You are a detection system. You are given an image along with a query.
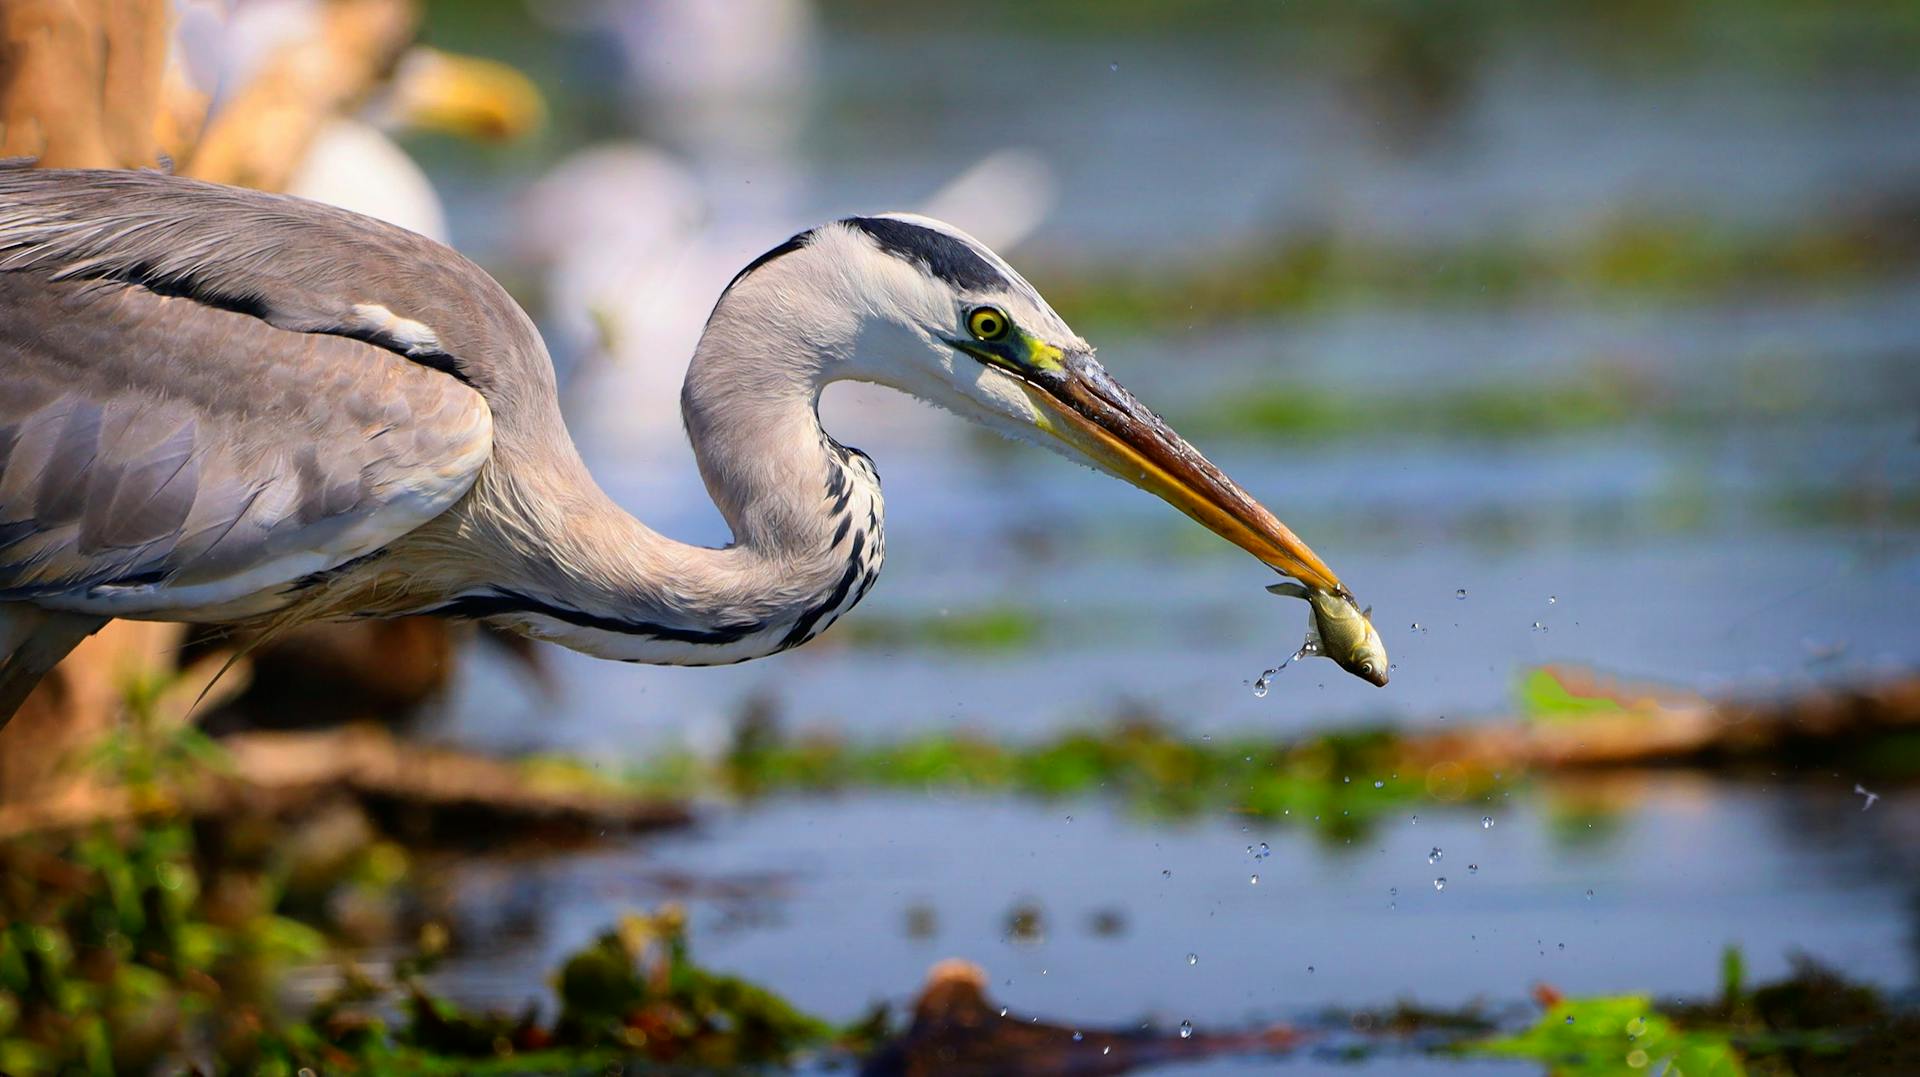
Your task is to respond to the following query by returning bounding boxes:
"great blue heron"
[0,165,1384,726]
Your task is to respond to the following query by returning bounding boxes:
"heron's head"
[704,214,1353,624]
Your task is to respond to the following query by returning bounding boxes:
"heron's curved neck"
[457,310,884,666]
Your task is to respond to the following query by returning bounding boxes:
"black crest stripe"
[843,216,1007,293]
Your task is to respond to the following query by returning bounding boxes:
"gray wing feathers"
[0,170,499,616]
[0,164,555,415]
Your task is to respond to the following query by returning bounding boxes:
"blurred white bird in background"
[167,0,543,242]
[517,0,1059,484]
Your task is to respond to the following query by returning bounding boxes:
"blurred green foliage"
[1466,949,1914,1073]
[839,602,1043,653]
[244,908,858,1075]
[0,690,326,1075]
[1478,950,1920,1076]
[1517,667,1630,725]
[1043,203,1920,334]
[826,0,1920,76]
[1472,995,1746,1075]
[1169,368,1664,444]
[640,718,1511,844]
[0,686,857,1074]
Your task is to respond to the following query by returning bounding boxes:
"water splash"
[1252,640,1319,697]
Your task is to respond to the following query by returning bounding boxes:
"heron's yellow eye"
[967,306,1010,342]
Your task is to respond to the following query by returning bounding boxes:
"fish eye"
[1359,660,1375,675]
[967,306,1010,342]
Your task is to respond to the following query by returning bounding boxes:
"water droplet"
[1433,877,1447,891]
[1468,863,1479,874]
[1343,775,1350,784]
[1547,595,1558,605]
[1531,621,1547,632]
[1072,1031,1083,1042]
[1178,1020,1193,1039]
[1428,847,1443,864]
[999,1008,1008,1017]
[1564,1015,1575,1025]
[1455,588,1468,600]
[1558,942,1566,951]
[1253,667,1278,697]
[1410,622,1422,631]
[1481,816,1494,829]
[1187,952,1198,966]
[1161,868,1172,878]
[1249,874,1259,886]
[1109,61,1120,72]
[1585,889,1594,900]
[1373,780,1384,789]
[1389,887,1398,896]
[1307,965,1315,973]
[1103,1046,1111,1055]
[1257,841,1270,858]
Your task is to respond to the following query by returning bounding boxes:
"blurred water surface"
[411,2,1919,1065]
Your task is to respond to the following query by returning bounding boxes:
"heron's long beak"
[1005,346,1345,594]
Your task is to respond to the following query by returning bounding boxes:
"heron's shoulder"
[0,168,550,403]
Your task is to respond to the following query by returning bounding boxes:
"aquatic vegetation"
[6,686,1914,1073]
[643,717,1513,842]
[1043,199,1920,333]
[1469,994,1746,1075]
[1465,952,1920,1075]
[0,695,855,1073]
[1167,367,1666,444]
[838,603,1044,653]
[0,691,329,1075]
[1517,666,1634,724]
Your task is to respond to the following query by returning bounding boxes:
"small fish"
[1267,582,1389,687]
